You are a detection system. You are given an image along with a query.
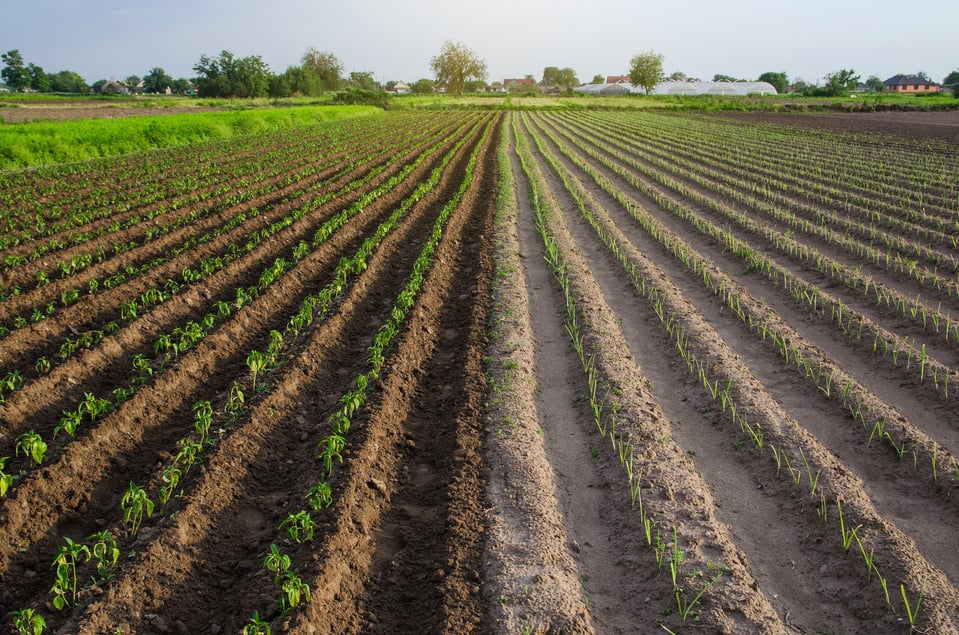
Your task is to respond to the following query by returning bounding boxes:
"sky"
[2,0,957,87]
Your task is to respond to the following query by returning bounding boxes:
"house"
[390,81,410,94]
[98,80,129,95]
[606,75,631,84]
[503,78,535,92]
[883,74,941,94]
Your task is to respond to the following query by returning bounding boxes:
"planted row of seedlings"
[0,111,495,632]
[527,113,959,489]
[515,110,959,632]
[539,112,959,406]
[507,114,786,632]
[548,112,959,358]
[0,113,476,475]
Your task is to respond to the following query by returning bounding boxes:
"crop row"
[513,110,959,631]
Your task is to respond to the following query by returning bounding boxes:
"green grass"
[0,104,381,170]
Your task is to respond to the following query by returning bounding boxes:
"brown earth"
[0,108,958,634]
[0,100,224,122]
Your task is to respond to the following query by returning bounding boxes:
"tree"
[1,50,31,91]
[541,66,579,91]
[301,48,342,91]
[411,78,436,93]
[193,50,271,98]
[757,71,788,94]
[943,70,959,97]
[864,75,885,93]
[590,74,605,84]
[667,71,688,82]
[125,75,141,88]
[430,40,487,95]
[348,71,380,91]
[48,70,87,93]
[142,67,174,93]
[823,68,860,96]
[628,50,664,95]
[713,73,740,82]
[28,63,50,92]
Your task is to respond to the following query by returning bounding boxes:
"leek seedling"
[901,579,925,631]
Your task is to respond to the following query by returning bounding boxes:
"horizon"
[2,0,956,88]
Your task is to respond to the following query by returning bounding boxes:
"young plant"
[50,536,90,609]
[0,457,13,496]
[278,510,318,543]
[306,482,333,510]
[278,571,311,613]
[88,530,120,578]
[9,608,46,635]
[263,544,291,584]
[15,431,47,465]
[900,579,925,631]
[247,350,267,391]
[242,611,271,635]
[120,482,155,537]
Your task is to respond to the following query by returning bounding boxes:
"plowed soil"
[1,108,958,634]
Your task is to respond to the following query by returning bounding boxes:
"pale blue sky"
[3,0,956,86]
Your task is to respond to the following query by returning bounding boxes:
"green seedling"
[278,571,311,613]
[9,608,46,635]
[15,431,47,465]
[263,544,291,584]
[88,530,120,578]
[278,510,318,543]
[306,482,333,510]
[120,482,154,537]
[247,350,267,390]
[50,536,90,609]
[242,611,271,635]
[0,457,13,497]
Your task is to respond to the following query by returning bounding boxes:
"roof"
[504,78,534,85]
[884,74,939,86]
[606,75,631,84]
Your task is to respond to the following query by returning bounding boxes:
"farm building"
[883,74,941,93]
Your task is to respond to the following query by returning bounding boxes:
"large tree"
[628,50,664,95]
[944,69,959,97]
[541,66,579,91]
[430,40,487,95]
[823,68,860,97]
[193,50,271,98]
[301,48,342,91]
[28,63,50,92]
[142,67,174,93]
[411,78,436,94]
[1,50,31,91]
[757,71,788,94]
[864,75,885,93]
[48,70,88,93]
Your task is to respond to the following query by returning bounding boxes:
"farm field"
[0,107,957,634]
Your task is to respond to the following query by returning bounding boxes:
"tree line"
[3,44,957,99]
